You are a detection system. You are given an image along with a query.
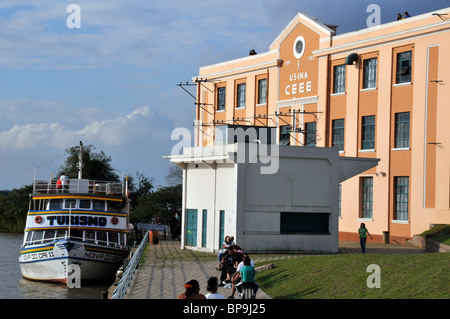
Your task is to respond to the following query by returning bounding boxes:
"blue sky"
[0,0,448,190]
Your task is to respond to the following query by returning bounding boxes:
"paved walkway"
[124,238,426,299]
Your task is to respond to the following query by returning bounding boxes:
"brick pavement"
[124,238,426,299]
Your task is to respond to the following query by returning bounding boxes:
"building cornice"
[314,13,450,56]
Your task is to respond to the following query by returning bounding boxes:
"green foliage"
[130,184,182,225]
[0,185,32,232]
[58,143,120,182]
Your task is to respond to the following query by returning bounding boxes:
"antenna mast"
[77,141,84,179]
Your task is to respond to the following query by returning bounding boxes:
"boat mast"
[77,141,84,180]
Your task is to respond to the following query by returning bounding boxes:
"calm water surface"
[0,233,112,299]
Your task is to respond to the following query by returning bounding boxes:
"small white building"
[167,126,378,253]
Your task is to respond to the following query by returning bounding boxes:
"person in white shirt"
[228,252,255,299]
[205,277,225,299]
[60,173,68,192]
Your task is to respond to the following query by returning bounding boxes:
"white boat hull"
[19,240,129,283]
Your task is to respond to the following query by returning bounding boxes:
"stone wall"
[411,235,450,252]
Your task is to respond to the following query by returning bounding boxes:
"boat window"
[79,199,91,209]
[25,231,33,244]
[31,231,44,244]
[107,201,124,212]
[97,231,108,245]
[43,230,56,243]
[49,199,63,210]
[56,230,66,240]
[109,232,119,245]
[64,199,77,209]
[69,229,83,240]
[120,234,126,246]
[84,231,96,243]
[93,200,106,211]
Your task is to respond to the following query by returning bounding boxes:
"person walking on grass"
[358,223,373,254]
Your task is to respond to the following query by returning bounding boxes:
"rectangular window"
[280,212,329,234]
[93,200,106,211]
[395,112,410,148]
[304,122,316,147]
[279,125,290,145]
[49,199,63,210]
[361,115,375,150]
[43,230,56,243]
[217,86,226,111]
[333,64,346,93]
[332,119,345,151]
[64,199,76,209]
[257,78,267,104]
[396,51,412,84]
[79,199,91,209]
[361,177,373,218]
[394,177,409,221]
[363,58,377,89]
[236,83,246,108]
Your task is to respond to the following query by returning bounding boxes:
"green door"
[218,210,225,250]
[186,209,198,246]
[202,209,207,247]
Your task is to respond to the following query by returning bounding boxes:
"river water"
[0,232,112,299]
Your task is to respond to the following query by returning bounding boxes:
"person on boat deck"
[60,173,68,192]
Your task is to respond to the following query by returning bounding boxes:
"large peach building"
[193,8,450,243]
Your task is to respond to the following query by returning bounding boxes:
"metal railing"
[111,231,149,299]
[33,179,125,196]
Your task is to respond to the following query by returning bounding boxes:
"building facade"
[193,8,450,243]
[168,126,378,253]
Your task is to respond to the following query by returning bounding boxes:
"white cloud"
[0,106,163,150]
[0,0,290,69]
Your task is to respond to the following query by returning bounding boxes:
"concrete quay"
[119,237,426,299]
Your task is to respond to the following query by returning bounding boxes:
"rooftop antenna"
[77,141,84,179]
[432,13,448,20]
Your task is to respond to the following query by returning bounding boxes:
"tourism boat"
[19,145,132,284]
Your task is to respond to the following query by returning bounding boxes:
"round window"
[293,36,305,59]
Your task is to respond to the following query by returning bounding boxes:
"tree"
[165,166,183,186]
[128,171,153,208]
[58,143,120,182]
[0,185,32,232]
[130,184,182,225]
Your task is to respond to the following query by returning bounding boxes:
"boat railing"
[33,179,125,197]
[111,231,149,299]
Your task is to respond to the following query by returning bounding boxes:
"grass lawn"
[256,253,449,299]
